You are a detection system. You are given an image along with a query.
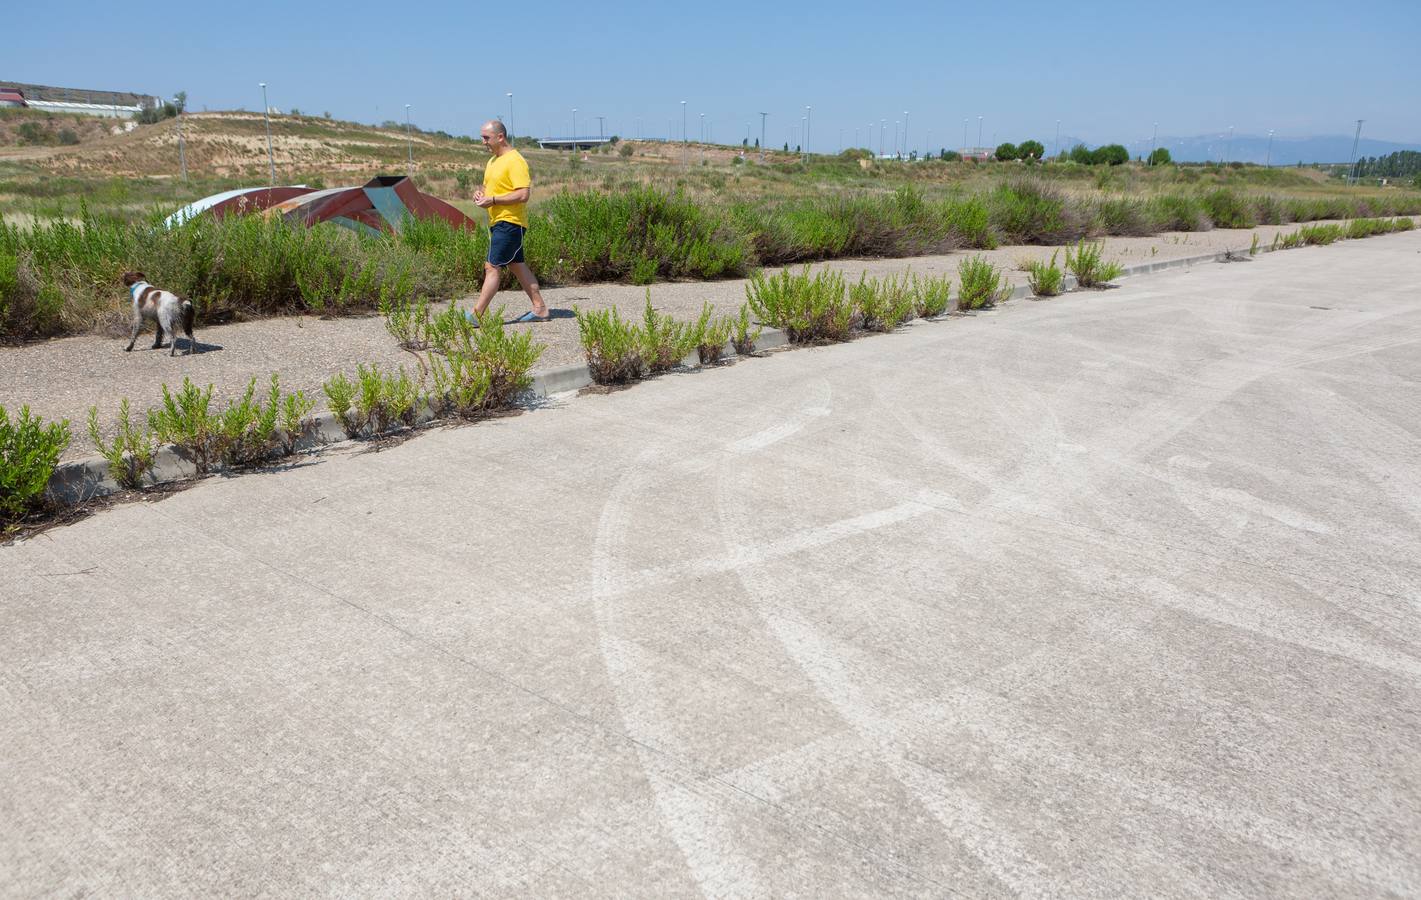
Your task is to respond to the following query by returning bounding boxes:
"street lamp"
[173,95,186,180]
[506,92,513,138]
[977,115,983,152]
[1265,129,1274,168]
[963,118,968,155]
[596,115,605,140]
[572,108,578,149]
[1348,119,1365,184]
[759,111,767,160]
[1225,124,1234,164]
[680,100,687,165]
[259,82,275,185]
[404,104,413,172]
[903,111,908,159]
[879,119,885,158]
[1149,122,1158,166]
[893,121,899,159]
[805,105,811,160]
[1054,119,1061,160]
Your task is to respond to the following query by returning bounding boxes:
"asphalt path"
[3,232,1420,897]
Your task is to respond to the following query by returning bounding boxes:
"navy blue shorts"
[488,221,526,266]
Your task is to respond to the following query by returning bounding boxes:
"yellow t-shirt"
[483,148,530,227]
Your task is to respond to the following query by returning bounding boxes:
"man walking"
[470,119,550,323]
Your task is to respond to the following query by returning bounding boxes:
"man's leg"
[471,262,502,317]
[508,262,549,318]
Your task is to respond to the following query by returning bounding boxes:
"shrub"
[430,306,543,408]
[322,373,358,436]
[731,302,762,356]
[350,363,419,435]
[989,180,1081,245]
[641,292,697,373]
[1026,251,1064,297]
[1394,217,1416,231]
[851,272,915,332]
[1149,194,1210,231]
[1147,147,1172,166]
[1065,239,1124,287]
[1093,197,1152,236]
[910,273,952,318]
[88,399,155,489]
[994,142,1019,161]
[1201,189,1256,229]
[956,257,1010,310]
[1094,144,1130,166]
[1018,140,1045,160]
[382,296,433,350]
[576,305,645,384]
[745,267,853,343]
[1277,230,1304,249]
[1299,223,1343,245]
[693,303,734,365]
[1,405,71,526]
[278,388,317,455]
[147,378,218,474]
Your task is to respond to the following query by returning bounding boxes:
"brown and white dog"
[121,271,195,356]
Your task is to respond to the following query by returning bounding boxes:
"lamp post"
[173,95,186,180]
[404,104,413,172]
[1149,122,1158,166]
[572,108,578,149]
[893,120,899,159]
[680,100,687,165]
[977,115,983,152]
[759,111,767,160]
[804,105,811,160]
[596,115,605,140]
[903,110,908,159]
[1054,119,1060,160]
[1348,119,1364,184]
[963,118,968,155]
[259,82,275,185]
[800,116,806,157]
[879,119,885,158]
[506,92,513,137]
[1225,124,1234,164]
[1265,129,1274,168]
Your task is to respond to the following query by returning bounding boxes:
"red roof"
[0,91,27,105]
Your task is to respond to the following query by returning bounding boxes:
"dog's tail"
[181,300,195,338]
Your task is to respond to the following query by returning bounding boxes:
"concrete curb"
[40,240,1267,509]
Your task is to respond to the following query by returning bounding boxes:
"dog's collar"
[129,281,150,298]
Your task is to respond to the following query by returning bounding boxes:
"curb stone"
[35,241,1279,509]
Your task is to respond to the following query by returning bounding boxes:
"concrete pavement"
[3,232,1420,897]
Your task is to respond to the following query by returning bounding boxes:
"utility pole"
[1149,122,1158,166]
[1265,129,1274,168]
[1225,124,1234,164]
[879,119,885,158]
[903,111,908,160]
[759,111,767,160]
[1054,119,1060,160]
[596,115,605,140]
[1348,119,1365,184]
[681,100,687,165]
[259,82,275,186]
[976,115,983,152]
[804,105,811,161]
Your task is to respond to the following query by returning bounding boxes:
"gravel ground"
[1,222,1311,460]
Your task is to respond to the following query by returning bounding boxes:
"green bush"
[88,399,155,489]
[994,142,1019,161]
[693,303,734,365]
[1065,239,1124,287]
[322,373,358,436]
[731,302,762,356]
[576,306,645,384]
[745,267,853,343]
[1094,197,1152,236]
[1,405,70,526]
[1018,140,1045,161]
[851,272,915,332]
[1149,194,1210,232]
[1026,251,1064,297]
[429,306,543,408]
[956,257,1010,310]
[641,292,697,373]
[910,273,952,318]
[989,180,1082,245]
[1299,223,1344,245]
[147,378,218,473]
[1147,147,1172,166]
[1094,144,1130,166]
[1201,189,1256,229]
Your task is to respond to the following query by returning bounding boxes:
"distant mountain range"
[1054,133,1421,166]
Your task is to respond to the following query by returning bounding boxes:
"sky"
[8,0,1420,153]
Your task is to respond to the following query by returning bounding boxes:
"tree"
[1018,139,1044,160]
[742,138,748,148]
[754,138,759,148]
[994,142,1019,161]
[940,149,961,161]
[1095,144,1130,166]
[173,91,187,114]
[1147,147,1172,166]
[783,142,789,152]
[1069,143,1094,165]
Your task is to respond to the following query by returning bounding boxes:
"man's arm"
[476,186,530,207]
